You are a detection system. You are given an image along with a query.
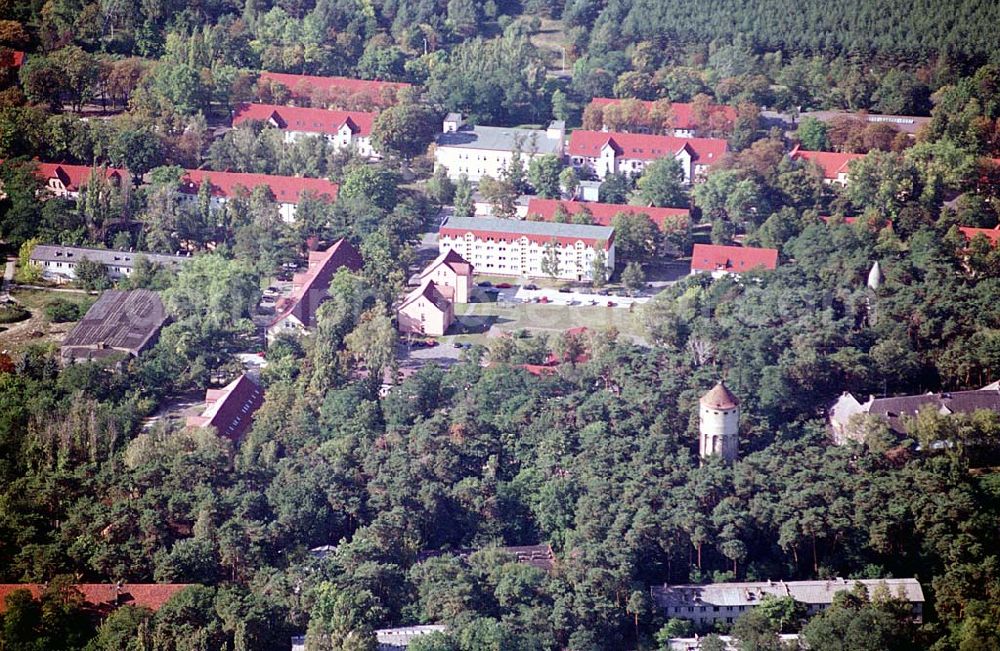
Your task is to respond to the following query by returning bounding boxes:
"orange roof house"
[525,198,689,232]
[568,130,727,183]
[958,226,1000,246]
[587,98,737,135]
[0,584,192,616]
[790,146,865,184]
[257,71,410,109]
[690,244,778,277]
[179,169,338,222]
[33,163,126,200]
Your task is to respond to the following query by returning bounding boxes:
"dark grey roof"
[442,216,614,241]
[651,578,924,608]
[61,290,168,361]
[417,544,556,572]
[436,125,562,154]
[31,245,191,270]
[870,389,1000,434]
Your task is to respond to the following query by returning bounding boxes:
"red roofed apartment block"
[186,374,264,442]
[959,226,1000,246]
[790,146,865,185]
[180,169,339,223]
[588,98,737,137]
[526,198,689,233]
[439,216,615,281]
[232,103,377,158]
[257,71,410,110]
[397,279,455,337]
[33,162,126,200]
[268,239,363,341]
[568,130,727,183]
[0,583,193,616]
[419,249,474,303]
[690,243,778,277]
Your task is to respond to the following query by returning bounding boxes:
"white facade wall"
[439,232,614,281]
[178,192,298,223]
[435,147,546,182]
[283,128,375,158]
[571,148,697,183]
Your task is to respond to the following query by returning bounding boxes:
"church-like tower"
[699,381,740,462]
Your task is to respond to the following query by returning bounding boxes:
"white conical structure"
[867,261,883,291]
[699,381,740,462]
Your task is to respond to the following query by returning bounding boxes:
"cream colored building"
[420,249,474,303]
[397,280,455,337]
[434,114,565,182]
[438,217,615,282]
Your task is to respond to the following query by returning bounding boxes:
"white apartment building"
[29,245,191,283]
[232,103,377,158]
[434,114,565,182]
[438,217,615,282]
[567,130,727,183]
[178,170,339,224]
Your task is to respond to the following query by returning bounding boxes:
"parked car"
[477,281,493,287]
[453,342,464,348]
[539,296,551,303]
[607,301,617,307]
[557,287,572,293]
[495,282,513,289]
[524,284,538,290]
[484,287,500,294]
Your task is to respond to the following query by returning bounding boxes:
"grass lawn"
[11,288,96,311]
[447,300,646,344]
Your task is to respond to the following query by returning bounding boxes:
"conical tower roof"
[867,261,883,290]
[700,381,739,410]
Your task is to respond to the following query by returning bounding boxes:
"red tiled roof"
[186,374,263,442]
[0,50,24,68]
[589,98,736,131]
[959,226,1000,245]
[526,198,689,231]
[180,169,338,204]
[258,72,409,100]
[35,162,126,192]
[0,584,192,614]
[790,147,865,180]
[691,244,778,272]
[568,130,727,164]
[701,381,739,409]
[232,103,375,136]
[271,239,363,330]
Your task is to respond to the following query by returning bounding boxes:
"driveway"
[513,286,650,308]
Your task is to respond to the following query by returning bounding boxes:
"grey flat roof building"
[441,216,614,242]
[436,125,563,154]
[652,578,925,624]
[31,245,191,270]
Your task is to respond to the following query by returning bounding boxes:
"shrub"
[43,299,83,323]
[0,304,29,323]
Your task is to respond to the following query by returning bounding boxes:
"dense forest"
[0,0,999,650]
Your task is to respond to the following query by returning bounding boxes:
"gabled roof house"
[568,130,727,183]
[268,239,363,341]
[690,244,778,277]
[186,374,264,442]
